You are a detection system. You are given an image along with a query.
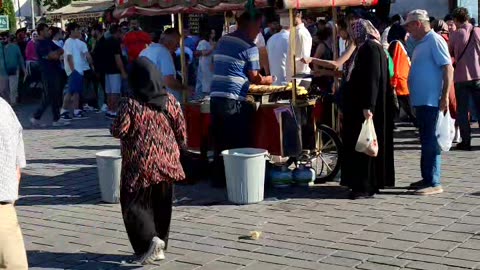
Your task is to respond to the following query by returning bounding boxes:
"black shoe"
[60,112,72,121]
[105,112,117,120]
[73,111,89,120]
[456,142,471,151]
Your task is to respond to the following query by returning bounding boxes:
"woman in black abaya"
[340,19,395,199]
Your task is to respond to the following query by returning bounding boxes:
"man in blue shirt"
[404,10,454,195]
[140,29,190,102]
[30,23,70,127]
[210,10,274,188]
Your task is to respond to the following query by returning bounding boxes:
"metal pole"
[31,0,35,29]
[171,14,175,28]
[332,6,338,131]
[289,8,297,105]
[178,13,187,103]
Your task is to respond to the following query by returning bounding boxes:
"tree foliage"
[42,0,72,11]
[0,0,17,32]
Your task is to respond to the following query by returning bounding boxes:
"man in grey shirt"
[0,97,28,269]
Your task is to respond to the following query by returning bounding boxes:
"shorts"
[67,70,84,94]
[105,74,122,94]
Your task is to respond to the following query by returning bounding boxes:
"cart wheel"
[314,124,342,183]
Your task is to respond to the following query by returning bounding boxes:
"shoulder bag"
[453,26,476,68]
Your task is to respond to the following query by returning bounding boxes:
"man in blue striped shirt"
[210,10,274,188]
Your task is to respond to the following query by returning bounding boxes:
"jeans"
[33,70,64,122]
[415,106,441,187]
[210,97,254,187]
[456,80,480,144]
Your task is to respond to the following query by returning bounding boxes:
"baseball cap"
[402,9,429,25]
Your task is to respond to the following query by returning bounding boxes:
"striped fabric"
[210,32,260,100]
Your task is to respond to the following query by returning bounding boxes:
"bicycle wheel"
[313,124,342,183]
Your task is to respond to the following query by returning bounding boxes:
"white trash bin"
[221,148,267,205]
[96,149,122,203]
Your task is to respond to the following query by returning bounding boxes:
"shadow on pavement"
[27,250,139,269]
[18,168,102,206]
[54,145,120,151]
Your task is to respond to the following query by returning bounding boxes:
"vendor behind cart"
[210,10,274,188]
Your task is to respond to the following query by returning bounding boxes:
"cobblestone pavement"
[13,104,480,270]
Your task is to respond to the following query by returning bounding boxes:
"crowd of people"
[1,5,480,268]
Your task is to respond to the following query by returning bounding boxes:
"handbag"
[453,27,476,68]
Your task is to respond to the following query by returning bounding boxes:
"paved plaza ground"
[13,104,480,270]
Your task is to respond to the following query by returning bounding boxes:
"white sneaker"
[139,237,165,265]
[153,249,165,261]
[52,120,71,127]
[101,104,109,112]
[453,127,461,143]
[415,185,444,195]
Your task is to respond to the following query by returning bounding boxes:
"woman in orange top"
[387,23,416,126]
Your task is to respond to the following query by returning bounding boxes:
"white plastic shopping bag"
[436,110,455,152]
[355,118,379,157]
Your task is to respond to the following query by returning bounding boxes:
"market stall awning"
[113,0,269,18]
[48,0,114,20]
[113,0,378,18]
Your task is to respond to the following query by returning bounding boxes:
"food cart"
[113,0,378,183]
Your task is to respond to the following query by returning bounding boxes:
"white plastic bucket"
[221,148,267,205]
[96,149,122,203]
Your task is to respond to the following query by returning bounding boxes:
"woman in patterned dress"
[111,57,186,264]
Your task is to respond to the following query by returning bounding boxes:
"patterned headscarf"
[349,19,381,47]
[432,20,449,35]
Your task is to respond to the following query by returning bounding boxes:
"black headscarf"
[387,22,407,44]
[128,57,168,111]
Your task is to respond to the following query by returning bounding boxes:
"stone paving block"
[405,261,449,270]
[406,247,447,257]
[458,216,480,225]
[344,216,380,226]
[325,223,366,234]
[255,247,292,257]
[381,216,417,226]
[242,262,288,270]
[443,202,478,212]
[321,255,362,267]
[284,251,325,261]
[331,250,371,261]
[330,243,402,257]
[367,256,410,268]
[175,251,222,265]
[418,216,457,226]
[388,231,431,243]
[197,261,243,270]
[398,252,478,269]
[444,223,480,234]
[459,238,480,250]
[216,256,255,266]
[158,261,202,270]
[445,248,480,261]
[356,262,400,270]
[430,209,469,219]
[310,231,350,242]
[415,239,461,252]
[350,231,390,242]
[373,239,417,251]
[404,223,444,234]
[340,238,375,247]
[365,223,405,234]
[430,231,473,242]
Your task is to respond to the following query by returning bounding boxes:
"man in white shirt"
[140,29,190,102]
[61,23,93,120]
[287,11,312,84]
[0,97,28,269]
[267,14,290,86]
